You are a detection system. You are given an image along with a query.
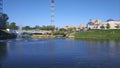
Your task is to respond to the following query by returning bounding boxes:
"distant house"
[65,25,74,30]
[87,19,102,29]
[76,24,85,31]
[77,24,85,29]
[107,20,120,29]
[87,19,120,29]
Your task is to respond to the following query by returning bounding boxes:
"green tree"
[55,27,58,31]
[100,25,105,29]
[0,13,9,29]
[59,28,66,31]
[40,25,46,30]
[106,23,110,29]
[22,26,31,30]
[47,26,55,31]
[40,25,55,31]
[9,22,18,29]
[34,25,40,30]
[53,31,65,35]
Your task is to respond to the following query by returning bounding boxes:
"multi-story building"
[65,19,120,30]
[76,24,85,31]
[77,24,85,29]
[107,20,120,29]
[87,19,102,29]
[65,25,74,30]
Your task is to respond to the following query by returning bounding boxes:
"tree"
[0,13,9,29]
[100,24,105,29]
[9,22,17,29]
[59,28,66,32]
[22,26,31,30]
[47,26,55,31]
[40,25,46,30]
[40,25,55,31]
[34,25,40,30]
[55,27,58,31]
[106,23,110,29]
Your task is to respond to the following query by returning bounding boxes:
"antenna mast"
[0,0,3,28]
[51,0,54,26]
[0,0,3,13]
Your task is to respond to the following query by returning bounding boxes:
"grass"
[75,29,120,39]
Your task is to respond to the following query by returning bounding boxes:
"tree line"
[22,25,56,31]
[0,13,57,31]
[0,13,19,30]
[0,13,9,29]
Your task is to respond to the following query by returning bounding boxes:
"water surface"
[0,38,120,68]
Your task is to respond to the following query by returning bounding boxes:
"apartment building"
[87,19,102,29]
[107,20,120,29]
[87,19,120,29]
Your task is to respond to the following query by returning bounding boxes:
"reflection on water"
[0,39,120,68]
[0,41,7,68]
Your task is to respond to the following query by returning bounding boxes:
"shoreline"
[0,30,17,40]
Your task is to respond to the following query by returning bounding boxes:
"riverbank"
[0,30,17,40]
[31,35,55,38]
[75,30,120,39]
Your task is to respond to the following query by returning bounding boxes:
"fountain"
[17,25,23,39]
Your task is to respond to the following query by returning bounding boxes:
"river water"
[0,38,120,68]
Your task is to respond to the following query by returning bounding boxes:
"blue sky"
[4,0,120,27]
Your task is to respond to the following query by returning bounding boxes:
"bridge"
[6,29,52,35]
[17,30,52,35]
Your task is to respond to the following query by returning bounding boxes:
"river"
[0,38,120,68]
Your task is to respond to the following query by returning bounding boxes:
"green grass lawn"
[75,30,120,39]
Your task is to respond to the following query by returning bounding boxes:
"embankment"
[75,30,120,39]
[0,30,17,40]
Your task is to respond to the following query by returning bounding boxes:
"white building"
[65,25,75,30]
[107,20,120,29]
[87,19,102,29]
[77,24,85,29]
[76,24,85,31]
[87,19,120,29]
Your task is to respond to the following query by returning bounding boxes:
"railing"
[17,30,52,34]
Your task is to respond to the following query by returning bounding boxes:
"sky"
[4,0,120,27]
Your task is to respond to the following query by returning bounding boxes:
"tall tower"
[0,0,3,28]
[51,0,54,26]
[0,0,3,13]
